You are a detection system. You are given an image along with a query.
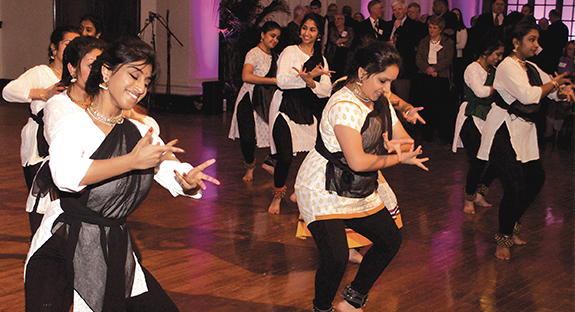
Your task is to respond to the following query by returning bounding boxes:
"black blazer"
[353,18,390,48]
[388,17,427,78]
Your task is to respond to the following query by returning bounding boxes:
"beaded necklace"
[87,103,124,126]
[351,84,372,104]
[67,90,90,109]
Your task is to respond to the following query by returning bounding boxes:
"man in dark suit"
[353,0,390,49]
[386,0,426,101]
[537,9,569,74]
[432,0,458,41]
[468,0,505,59]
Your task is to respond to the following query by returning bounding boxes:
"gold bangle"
[551,81,560,92]
[403,105,413,115]
[40,91,47,101]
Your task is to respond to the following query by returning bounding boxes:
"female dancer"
[295,41,428,312]
[452,34,504,214]
[477,21,573,260]
[228,21,281,181]
[2,26,79,191]
[268,13,333,214]
[25,37,220,311]
[25,36,105,237]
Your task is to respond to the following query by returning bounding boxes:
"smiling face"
[334,14,345,27]
[104,61,153,112]
[300,19,319,45]
[566,43,575,59]
[359,65,399,102]
[392,3,407,20]
[261,28,281,50]
[71,48,103,90]
[514,29,539,59]
[485,46,504,67]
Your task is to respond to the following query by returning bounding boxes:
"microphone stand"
[137,11,183,110]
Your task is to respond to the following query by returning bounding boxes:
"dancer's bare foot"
[268,197,281,214]
[348,249,363,264]
[336,300,363,312]
[242,168,255,181]
[463,199,475,214]
[474,193,492,207]
[495,245,511,260]
[290,192,297,203]
[262,163,275,176]
[513,235,527,245]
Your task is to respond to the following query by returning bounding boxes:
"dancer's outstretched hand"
[175,158,220,194]
[400,145,429,171]
[131,128,184,170]
[382,131,414,163]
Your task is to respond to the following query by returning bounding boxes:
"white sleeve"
[2,67,43,103]
[44,99,71,146]
[276,47,307,89]
[311,56,332,99]
[49,115,95,193]
[494,60,542,105]
[130,120,201,198]
[464,63,492,98]
[456,29,467,51]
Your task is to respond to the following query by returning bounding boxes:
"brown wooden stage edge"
[0,99,573,311]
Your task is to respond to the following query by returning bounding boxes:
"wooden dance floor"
[0,99,573,311]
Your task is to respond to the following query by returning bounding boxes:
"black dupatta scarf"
[55,120,154,312]
[315,94,393,198]
[279,50,329,124]
[494,61,549,123]
[251,51,278,123]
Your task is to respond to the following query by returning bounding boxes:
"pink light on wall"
[189,0,219,80]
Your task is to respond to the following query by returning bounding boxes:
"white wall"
[0,0,53,79]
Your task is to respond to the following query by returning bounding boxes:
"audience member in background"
[537,10,568,75]
[469,0,505,59]
[325,13,355,81]
[354,12,365,23]
[277,5,307,52]
[521,4,536,24]
[415,16,455,144]
[452,8,469,101]
[342,5,358,31]
[79,14,102,38]
[354,0,390,49]
[326,3,338,28]
[387,0,425,102]
[432,0,458,41]
[407,2,422,22]
[538,17,549,31]
[544,40,575,138]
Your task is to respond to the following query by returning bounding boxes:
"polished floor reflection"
[0,100,573,311]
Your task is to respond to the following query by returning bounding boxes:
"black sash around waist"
[252,51,278,123]
[29,108,49,158]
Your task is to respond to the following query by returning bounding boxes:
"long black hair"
[48,26,80,63]
[85,37,158,97]
[300,13,326,60]
[61,36,107,86]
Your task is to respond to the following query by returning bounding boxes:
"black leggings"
[236,94,256,165]
[307,208,402,310]
[272,115,293,188]
[459,116,497,197]
[25,234,180,312]
[489,124,545,235]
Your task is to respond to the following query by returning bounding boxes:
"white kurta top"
[228,46,273,147]
[452,62,491,152]
[268,45,332,154]
[44,90,85,145]
[477,57,560,162]
[295,87,399,225]
[26,111,200,311]
[2,65,59,166]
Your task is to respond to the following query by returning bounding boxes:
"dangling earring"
[317,35,321,41]
[70,76,77,83]
[513,45,518,53]
[356,75,364,86]
[99,76,109,90]
[51,51,56,60]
